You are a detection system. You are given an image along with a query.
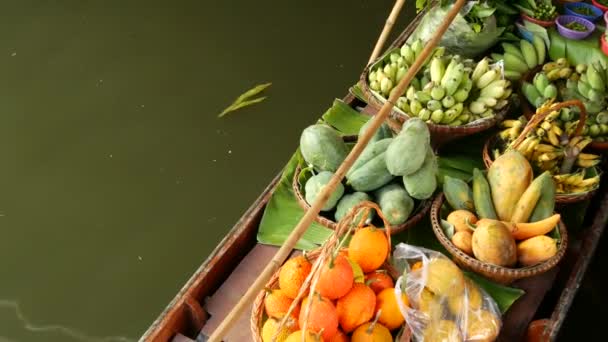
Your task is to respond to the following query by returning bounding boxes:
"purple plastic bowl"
[556,15,596,40]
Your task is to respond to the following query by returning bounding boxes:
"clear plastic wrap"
[408,2,504,58]
[392,243,502,342]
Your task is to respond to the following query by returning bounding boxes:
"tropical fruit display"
[493,102,602,196]
[392,243,502,342]
[520,58,608,143]
[255,222,409,342]
[491,34,549,81]
[297,118,438,228]
[366,40,513,126]
[442,151,563,268]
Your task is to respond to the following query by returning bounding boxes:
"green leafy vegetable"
[218,82,271,117]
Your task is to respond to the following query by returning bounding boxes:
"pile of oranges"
[260,225,409,342]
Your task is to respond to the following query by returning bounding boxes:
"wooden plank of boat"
[141,92,608,342]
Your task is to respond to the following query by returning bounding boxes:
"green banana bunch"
[492,35,548,81]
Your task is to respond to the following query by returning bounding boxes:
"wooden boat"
[140,89,608,342]
[141,6,608,342]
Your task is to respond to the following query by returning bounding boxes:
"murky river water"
[0,1,417,341]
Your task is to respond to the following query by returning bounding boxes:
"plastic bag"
[408,2,504,58]
[392,243,502,341]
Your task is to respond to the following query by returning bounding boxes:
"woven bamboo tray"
[430,193,568,285]
[292,163,431,234]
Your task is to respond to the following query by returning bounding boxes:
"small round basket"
[483,100,601,205]
[250,201,413,341]
[556,15,596,40]
[430,193,568,285]
[593,0,608,13]
[564,2,603,22]
[292,163,432,234]
[521,12,557,27]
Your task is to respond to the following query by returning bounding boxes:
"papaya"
[471,219,517,267]
[374,183,414,226]
[517,235,558,266]
[529,173,556,222]
[304,171,345,211]
[347,138,392,179]
[487,150,533,221]
[358,119,393,144]
[443,176,475,212]
[300,124,348,172]
[402,147,438,200]
[385,118,430,176]
[334,192,374,223]
[472,168,497,220]
[346,151,394,192]
[511,171,552,223]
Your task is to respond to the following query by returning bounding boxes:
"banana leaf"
[548,28,608,67]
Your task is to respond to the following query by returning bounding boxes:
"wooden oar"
[368,0,408,65]
[207,1,465,341]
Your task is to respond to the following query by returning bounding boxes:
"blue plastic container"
[565,2,603,22]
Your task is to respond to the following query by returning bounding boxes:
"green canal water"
[0,1,603,341]
[0,0,416,341]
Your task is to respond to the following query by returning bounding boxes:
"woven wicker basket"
[250,201,412,341]
[292,163,432,234]
[483,100,600,204]
[430,193,568,285]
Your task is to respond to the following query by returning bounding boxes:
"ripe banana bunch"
[553,170,600,194]
[541,58,573,81]
[491,35,547,81]
[368,39,444,97]
[468,57,512,119]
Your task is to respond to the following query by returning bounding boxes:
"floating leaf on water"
[217,82,271,117]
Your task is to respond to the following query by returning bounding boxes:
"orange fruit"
[265,288,300,321]
[348,226,389,273]
[365,271,394,294]
[284,330,323,342]
[336,283,376,333]
[279,256,312,299]
[261,317,298,342]
[375,287,408,331]
[317,255,354,300]
[300,295,339,341]
[328,330,349,342]
[351,322,393,342]
[411,261,423,272]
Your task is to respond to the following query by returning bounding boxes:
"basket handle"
[510,100,587,150]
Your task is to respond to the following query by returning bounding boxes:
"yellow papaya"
[517,235,558,266]
[511,171,552,223]
[487,150,532,221]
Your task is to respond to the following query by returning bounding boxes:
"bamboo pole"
[368,0,408,65]
[207,1,465,340]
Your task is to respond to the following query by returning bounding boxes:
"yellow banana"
[547,129,560,146]
[517,137,534,155]
[509,126,523,140]
[577,153,600,160]
[575,137,593,151]
[502,119,521,128]
[551,124,563,136]
[568,135,583,147]
[541,121,552,131]
[526,138,540,156]
[499,128,512,140]
[576,158,600,168]
[536,128,546,137]
[578,176,600,188]
[539,151,562,161]
[535,144,560,153]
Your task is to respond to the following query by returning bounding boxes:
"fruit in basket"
[358,120,393,145]
[374,183,415,226]
[317,255,354,300]
[447,209,478,233]
[328,330,349,342]
[472,168,498,220]
[375,287,408,330]
[300,124,348,172]
[348,139,393,179]
[422,319,462,342]
[447,278,482,315]
[265,289,301,320]
[517,235,558,266]
[349,226,389,273]
[262,316,298,342]
[285,330,323,342]
[336,283,377,333]
[403,147,438,200]
[451,231,473,256]
[508,214,561,240]
[425,258,465,297]
[280,256,313,299]
[492,35,548,81]
[365,271,395,294]
[487,151,533,221]
[347,139,395,192]
[334,192,373,223]
[351,321,393,342]
[443,176,475,212]
[471,220,517,267]
[305,171,345,211]
[529,169,556,222]
[511,171,552,223]
[300,295,339,340]
[465,309,501,342]
[386,118,430,176]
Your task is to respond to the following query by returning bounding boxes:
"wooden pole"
[207,1,465,340]
[368,0,408,65]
